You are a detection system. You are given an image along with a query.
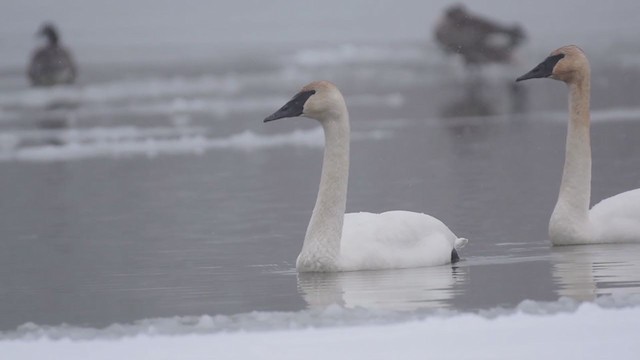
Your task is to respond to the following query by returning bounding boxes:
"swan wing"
[338,211,461,271]
[590,188,640,243]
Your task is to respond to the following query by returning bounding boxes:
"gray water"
[1,44,640,331]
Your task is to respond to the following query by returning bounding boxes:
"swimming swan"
[264,81,468,272]
[28,23,77,86]
[517,45,640,245]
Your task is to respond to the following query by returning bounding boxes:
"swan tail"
[451,238,468,264]
[454,237,468,249]
[451,248,460,263]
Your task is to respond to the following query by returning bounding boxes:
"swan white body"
[335,211,464,271]
[265,81,467,272]
[518,45,640,245]
[590,190,640,243]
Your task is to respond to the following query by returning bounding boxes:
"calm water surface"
[1,44,639,330]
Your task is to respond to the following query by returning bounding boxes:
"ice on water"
[2,295,640,360]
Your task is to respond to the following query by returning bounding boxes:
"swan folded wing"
[590,189,640,243]
[338,211,457,271]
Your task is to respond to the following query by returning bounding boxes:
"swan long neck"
[301,107,350,266]
[550,75,592,243]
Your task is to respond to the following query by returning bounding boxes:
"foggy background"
[2,0,639,67]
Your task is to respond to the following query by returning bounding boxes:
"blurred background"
[1,0,640,68]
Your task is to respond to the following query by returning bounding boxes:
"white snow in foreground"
[2,296,640,360]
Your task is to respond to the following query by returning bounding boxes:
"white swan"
[517,45,640,245]
[264,81,468,272]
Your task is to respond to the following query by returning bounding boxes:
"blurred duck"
[264,81,468,272]
[28,23,77,86]
[517,45,640,245]
[434,4,525,68]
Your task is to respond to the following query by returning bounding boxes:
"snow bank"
[591,107,640,123]
[74,93,404,118]
[0,127,390,162]
[0,128,323,161]
[0,76,404,117]
[290,44,430,67]
[0,76,242,108]
[1,296,639,360]
[524,107,640,124]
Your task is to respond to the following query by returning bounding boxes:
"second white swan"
[264,81,468,272]
[517,45,640,245]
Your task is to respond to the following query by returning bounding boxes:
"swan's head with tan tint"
[264,81,347,123]
[516,45,590,84]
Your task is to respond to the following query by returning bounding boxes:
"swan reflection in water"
[551,244,640,301]
[439,82,495,120]
[439,80,528,121]
[297,265,466,310]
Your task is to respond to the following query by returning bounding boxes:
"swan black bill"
[264,90,316,122]
[516,53,565,82]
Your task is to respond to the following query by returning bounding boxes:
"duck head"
[37,23,59,46]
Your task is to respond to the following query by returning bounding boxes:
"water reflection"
[19,113,75,147]
[551,244,640,301]
[297,265,466,310]
[37,115,71,131]
[439,80,528,121]
[508,82,528,114]
[438,81,495,120]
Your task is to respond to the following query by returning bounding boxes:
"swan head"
[264,81,346,123]
[37,23,60,46]
[516,45,590,84]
